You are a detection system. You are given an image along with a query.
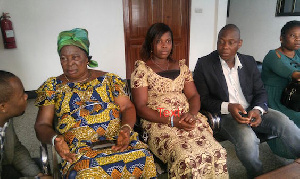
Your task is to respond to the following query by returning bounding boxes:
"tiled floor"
[13,99,294,178]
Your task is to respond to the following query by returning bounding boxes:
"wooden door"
[123,0,191,78]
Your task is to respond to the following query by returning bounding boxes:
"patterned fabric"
[35,73,156,178]
[57,28,98,67]
[131,59,228,178]
[0,122,8,163]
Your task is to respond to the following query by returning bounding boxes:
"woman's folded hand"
[174,113,196,131]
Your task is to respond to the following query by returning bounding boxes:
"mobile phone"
[239,112,255,125]
[238,112,248,118]
[91,140,116,150]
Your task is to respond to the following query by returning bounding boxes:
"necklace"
[151,59,169,71]
[64,71,91,83]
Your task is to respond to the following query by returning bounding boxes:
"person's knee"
[234,130,260,153]
[265,109,295,130]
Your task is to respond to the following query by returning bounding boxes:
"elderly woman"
[131,23,228,178]
[34,28,156,178]
[262,20,300,158]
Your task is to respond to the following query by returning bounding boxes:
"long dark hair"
[140,23,174,61]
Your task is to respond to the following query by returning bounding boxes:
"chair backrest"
[256,61,263,73]
[124,79,132,100]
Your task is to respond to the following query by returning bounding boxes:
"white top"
[220,54,264,114]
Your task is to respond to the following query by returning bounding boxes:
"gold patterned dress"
[131,60,228,178]
[35,73,157,178]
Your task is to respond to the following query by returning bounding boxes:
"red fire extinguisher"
[0,12,17,49]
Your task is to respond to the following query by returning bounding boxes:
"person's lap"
[273,101,300,127]
[143,116,228,178]
[219,113,263,177]
[266,102,300,158]
[219,108,300,177]
[258,108,300,158]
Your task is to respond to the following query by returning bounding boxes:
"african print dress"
[35,73,157,178]
[131,60,228,179]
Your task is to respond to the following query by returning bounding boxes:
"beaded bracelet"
[170,115,174,127]
[120,124,133,132]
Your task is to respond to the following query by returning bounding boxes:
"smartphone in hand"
[238,112,248,118]
[239,112,255,125]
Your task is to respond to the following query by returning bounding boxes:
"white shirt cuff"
[221,102,230,114]
[253,106,265,115]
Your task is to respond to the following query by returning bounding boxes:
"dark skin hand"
[228,103,262,127]
[111,95,136,152]
[246,109,262,127]
[54,135,76,163]
[176,112,196,131]
[112,127,131,152]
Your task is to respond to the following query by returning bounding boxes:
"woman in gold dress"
[131,23,228,178]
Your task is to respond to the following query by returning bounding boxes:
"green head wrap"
[57,28,98,67]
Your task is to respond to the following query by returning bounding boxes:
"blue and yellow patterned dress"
[35,73,157,178]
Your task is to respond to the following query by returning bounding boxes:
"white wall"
[227,0,300,62]
[0,0,125,90]
[189,0,228,69]
[0,0,227,90]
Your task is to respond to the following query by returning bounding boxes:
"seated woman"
[131,23,228,178]
[34,28,156,178]
[262,20,300,158]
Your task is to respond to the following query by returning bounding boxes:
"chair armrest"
[201,110,221,132]
[40,142,61,179]
[40,143,51,175]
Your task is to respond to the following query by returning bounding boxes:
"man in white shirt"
[193,24,300,178]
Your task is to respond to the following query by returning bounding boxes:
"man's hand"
[228,103,251,124]
[247,109,262,127]
[54,135,76,163]
[112,129,130,152]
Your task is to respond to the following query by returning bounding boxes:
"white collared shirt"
[220,54,264,114]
